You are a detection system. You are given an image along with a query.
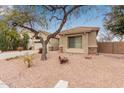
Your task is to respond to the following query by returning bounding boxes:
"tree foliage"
[0,20,29,51]
[22,33,30,50]
[104,5,124,39]
[0,29,20,51]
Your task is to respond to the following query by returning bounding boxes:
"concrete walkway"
[0,79,68,88]
[0,50,38,60]
[54,80,68,88]
[0,80,9,88]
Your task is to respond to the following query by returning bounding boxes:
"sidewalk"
[0,50,38,60]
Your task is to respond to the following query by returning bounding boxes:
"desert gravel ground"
[0,51,124,88]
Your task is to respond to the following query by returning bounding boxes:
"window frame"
[68,35,82,49]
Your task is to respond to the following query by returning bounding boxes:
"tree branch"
[42,6,54,11]
[66,5,82,15]
[49,16,62,21]
[45,5,82,44]
[16,24,40,39]
[45,14,67,44]
[40,36,44,44]
[18,24,38,34]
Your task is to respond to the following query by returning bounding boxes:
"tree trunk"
[41,41,47,61]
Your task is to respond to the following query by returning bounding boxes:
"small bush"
[23,55,33,68]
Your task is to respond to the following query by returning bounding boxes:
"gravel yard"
[0,51,124,88]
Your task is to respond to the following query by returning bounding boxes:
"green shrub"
[0,29,30,51]
[22,33,29,50]
[0,30,20,51]
[23,55,33,68]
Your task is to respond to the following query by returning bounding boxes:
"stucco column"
[59,36,62,47]
[59,35,64,52]
[83,33,88,53]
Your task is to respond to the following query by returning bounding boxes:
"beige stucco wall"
[88,32,97,47]
[49,38,59,47]
[59,31,97,54]
[59,33,88,53]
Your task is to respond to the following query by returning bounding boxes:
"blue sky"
[44,5,111,38]
[0,5,112,38]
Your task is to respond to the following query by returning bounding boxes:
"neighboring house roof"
[20,29,50,36]
[20,29,59,39]
[59,26,100,35]
[20,29,50,35]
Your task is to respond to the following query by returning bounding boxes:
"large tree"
[3,5,95,61]
[104,5,124,41]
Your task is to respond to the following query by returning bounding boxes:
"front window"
[68,36,82,48]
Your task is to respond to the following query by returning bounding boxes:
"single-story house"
[59,26,99,54]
